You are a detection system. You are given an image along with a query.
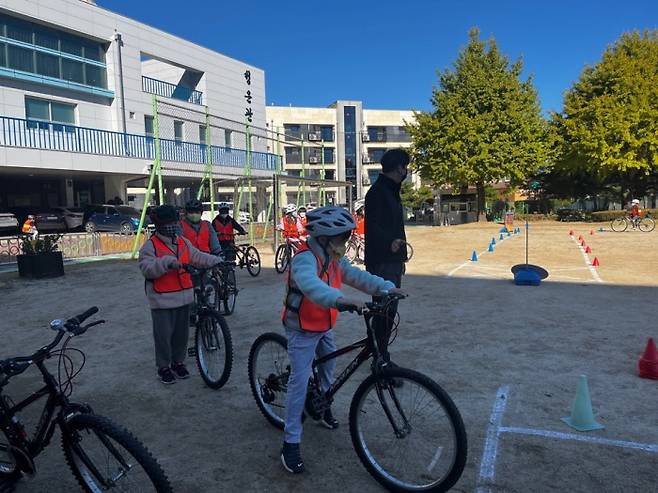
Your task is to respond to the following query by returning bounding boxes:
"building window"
[285,146,302,164]
[199,125,207,145]
[344,106,357,198]
[174,121,184,142]
[368,170,380,184]
[144,116,154,137]
[323,147,335,164]
[25,97,75,131]
[0,13,108,91]
[367,148,388,164]
[225,130,232,148]
[284,124,301,142]
[320,125,334,142]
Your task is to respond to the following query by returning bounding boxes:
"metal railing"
[0,115,277,170]
[364,132,411,143]
[142,76,203,105]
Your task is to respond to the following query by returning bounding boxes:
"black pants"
[219,240,236,261]
[366,262,403,362]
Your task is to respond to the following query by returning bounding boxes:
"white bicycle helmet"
[285,204,297,214]
[354,199,365,212]
[305,206,356,237]
[632,199,640,205]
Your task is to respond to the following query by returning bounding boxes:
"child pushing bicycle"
[280,205,405,474]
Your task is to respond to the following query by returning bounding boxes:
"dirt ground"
[1,221,657,493]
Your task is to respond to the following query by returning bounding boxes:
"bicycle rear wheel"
[195,310,233,389]
[222,269,237,315]
[275,245,289,273]
[248,333,291,429]
[245,246,262,277]
[610,217,627,232]
[346,239,358,263]
[62,413,172,493]
[0,428,18,477]
[349,367,467,492]
[639,217,655,232]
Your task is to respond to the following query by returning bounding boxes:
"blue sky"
[106,0,657,114]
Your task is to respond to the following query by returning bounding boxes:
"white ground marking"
[476,385,510,490]
[570,235,603,283]
[448,234,517,277]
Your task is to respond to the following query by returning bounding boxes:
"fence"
[0,115,277,170]
[0,232,147,265]
[142,76,203,105]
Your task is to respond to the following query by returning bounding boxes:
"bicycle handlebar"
[337,293,407,315]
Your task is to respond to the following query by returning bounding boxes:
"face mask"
[186,213,202,223]
[157,223,181,239]
[327,238,347,259]
[220,213,229,219]
[299,212,306,218]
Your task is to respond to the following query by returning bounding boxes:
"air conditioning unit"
[308,133,321,141]
[361,134,370,142]
[309,156,319,164]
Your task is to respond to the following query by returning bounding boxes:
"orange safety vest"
[282,242,342,332]
[21,219,34,234]
[298,216,308,235]
[181,220,211,253]
[282,215,299,238]
[213,217,235,242]
[150,236,194,293]
[355,215,365,236]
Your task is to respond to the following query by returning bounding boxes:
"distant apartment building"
[0,0,274,215]
[266,102,417,205]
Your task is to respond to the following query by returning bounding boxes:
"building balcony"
[0,115,277,171]
[141,76,203,105]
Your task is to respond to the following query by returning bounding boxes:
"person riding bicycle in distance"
[353,199,365,238]
[278,203,302,240]
[212,202,246,261]
[280,205,406,474]
[629,199,643,222]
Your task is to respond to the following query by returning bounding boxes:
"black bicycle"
[274,237,303,274]
[0,307,172,492]
[188,266,233,389]
[209,261,238,316]
[248,294,467,492]
[224,242,262,277]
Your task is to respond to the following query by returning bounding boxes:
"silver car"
[0,210,19,235]
[51,206,85,231]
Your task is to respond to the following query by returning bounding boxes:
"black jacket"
[364,173,407,268]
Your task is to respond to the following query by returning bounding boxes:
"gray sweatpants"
[284,327,337,444]
[151,305,191,369]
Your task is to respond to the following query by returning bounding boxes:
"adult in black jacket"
[364,148,409,360]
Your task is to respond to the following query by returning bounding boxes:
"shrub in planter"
[17,234,64,279]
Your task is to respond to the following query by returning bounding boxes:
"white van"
[202,202,250,224]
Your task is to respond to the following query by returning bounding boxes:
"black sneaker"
[158,367,176,385]
[318,409,339,430]
[171,363,190,379]
[280,442,305,474]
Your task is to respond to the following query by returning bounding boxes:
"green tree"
[553,30,658,205]
[400,182,434,211]
[408,28,549,219]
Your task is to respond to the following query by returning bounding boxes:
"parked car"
[84,204,145,234]
[51,206,84,231]
[0,209,19,235]
[34,210,67,232]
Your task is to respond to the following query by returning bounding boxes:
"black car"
[84,205,145,234]
[34,210,67,232]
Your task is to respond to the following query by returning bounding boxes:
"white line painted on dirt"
[499,427,658,453]
[570,236,602,283]
[448,234,517,277]
[477,385,510,489]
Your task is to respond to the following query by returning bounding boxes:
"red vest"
[181,220,211,253]
[150,236,194,293]
[213,218,235,242]
[282,242,342,332]
[282,215,299,238]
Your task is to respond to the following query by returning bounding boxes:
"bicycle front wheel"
[639,217,655,232]
[346,239,358,263]
[195,310,233,389]
[610,217,627,232]
[349,367,467,492]
[222,269,237,315]
[275,245,289,273]
[62,413,172,493]
[245,246,262,277]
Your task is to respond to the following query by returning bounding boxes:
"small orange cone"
[581,240,586,247]
[585,246,592,253]
[592,257,600,267]
[590,230,594,235]
[639,337,658,380]
[569,230,574,236]
[578,235,584,241]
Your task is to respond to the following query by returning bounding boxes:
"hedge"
[590,209,658,222]
[514,213,557,221]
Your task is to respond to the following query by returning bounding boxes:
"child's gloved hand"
[336,297,366,313]
[168,258,181,270]
[388,287,408,297]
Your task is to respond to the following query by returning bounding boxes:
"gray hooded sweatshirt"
[138,232,221,310]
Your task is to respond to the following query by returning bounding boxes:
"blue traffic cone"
[499,226,507,233]
[561,375,604,432]
[507,231,512,237]
[491,237,496,246]
[499,233,504,241]
[471,251,478,261]
[488,243,494,253]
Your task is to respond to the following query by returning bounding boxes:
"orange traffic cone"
[585,246,592,253]
[590,230,594,235]
[592,257,600,267]
[581,240,586,247]
[578,235,584,241]
[639,338,658,380]
[569,230,574,236]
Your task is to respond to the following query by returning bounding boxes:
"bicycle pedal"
[187,347,197,357]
